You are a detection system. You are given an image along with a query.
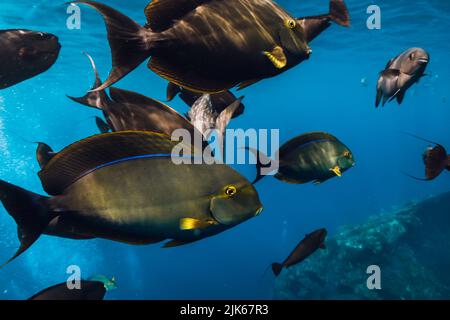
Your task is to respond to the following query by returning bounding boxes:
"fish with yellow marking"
[73,0,350,93]
[247,132,355,184]
[0,131,263,267]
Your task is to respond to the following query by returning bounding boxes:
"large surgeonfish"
[74,0,350,93]
[0,131,263,267]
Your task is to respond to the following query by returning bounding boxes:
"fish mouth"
[418,58,429,64]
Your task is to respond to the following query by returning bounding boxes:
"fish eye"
[224,185,237,196]
[285,19,296,29]
[343,150,351,158]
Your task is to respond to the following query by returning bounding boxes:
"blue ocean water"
[0,0,449,299]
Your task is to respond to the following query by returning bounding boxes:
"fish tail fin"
[73,1,154,90]
[67,52,111,109]
[245,147,273,184]
[36,142,55,169]
[0,180,54,268]
[271,263,283,277]
[166,83,182,102]
[329,0,350,27]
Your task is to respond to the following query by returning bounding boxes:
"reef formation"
[274,191,450,300]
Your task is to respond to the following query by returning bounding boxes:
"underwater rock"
[273,191,450,300]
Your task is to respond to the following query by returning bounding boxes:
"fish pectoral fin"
[179,218,218,230]
[329,166,342,177]
[263,46,287,69]
[162,239,197,248]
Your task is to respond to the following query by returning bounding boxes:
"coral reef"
[274,192,450,300]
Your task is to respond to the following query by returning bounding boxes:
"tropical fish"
[0,29,60,89]
[167,83,245,119]
[69,54,233,146]
[28,280,107,300]
[272,228,327,277]
[68,54,200,138]
[402,133,449,181]
[0,131,263,267]
[74,0,350,93]
[376,48,429,107]
[248,132,355,184]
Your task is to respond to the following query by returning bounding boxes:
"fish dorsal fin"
[144,0,212,32]
[279,132,339,155]
[36,142,55,169]
[38,131,188,195]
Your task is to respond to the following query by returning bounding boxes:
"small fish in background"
[272,228,327,277]
[360,77,368,87]
[28,280,110,300]
[402,133,449,181]
[0,29,61,89]
[248,132,355,184]
[187,94,243,141]
[167,83,245,119]
[74,0,349,93]
[376,48,429,107]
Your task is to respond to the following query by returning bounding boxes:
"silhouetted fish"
[376,48,429,107]
[0,29,60,89]
[272,228,327,277]
[402,133,449,181]
[74,0,349,93]
[28,280,106,300]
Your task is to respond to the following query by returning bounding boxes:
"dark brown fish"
[167,83,245,119]
[0,29,60,89]
[74,0,349,93]
[68,54,200,141]
[272,228,327,277]
[28,280,106,300]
